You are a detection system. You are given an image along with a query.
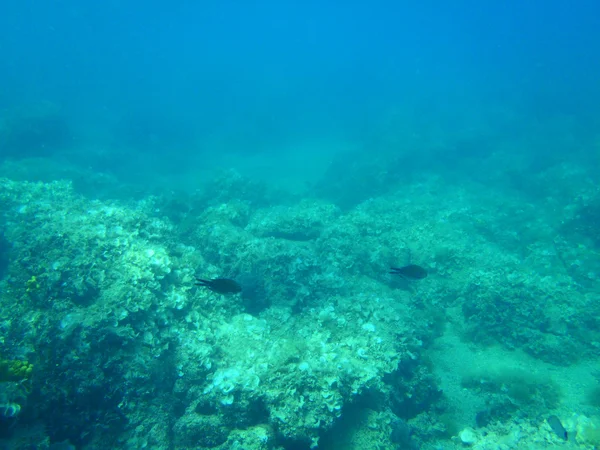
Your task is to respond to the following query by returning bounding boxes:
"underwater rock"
[575,415,600,447]
[459,427,478,446]
[173,412,229,448]
[390,418,414,448]
[0,231,10,279]
[475,409,492,428]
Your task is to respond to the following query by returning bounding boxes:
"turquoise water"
[0,1,599,449]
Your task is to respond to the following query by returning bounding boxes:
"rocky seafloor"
[0,153,600,450]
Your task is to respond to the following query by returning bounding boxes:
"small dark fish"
[547,415,568,441]
[195,277,242,294]
[390,264,428,280]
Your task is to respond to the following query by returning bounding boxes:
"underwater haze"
[1,1,598,190]
[1,1,600,449]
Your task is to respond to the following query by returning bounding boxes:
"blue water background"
[1,0,598,190]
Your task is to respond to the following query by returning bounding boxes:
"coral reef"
[0,159,598,449]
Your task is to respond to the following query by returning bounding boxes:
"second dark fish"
[547,415,568,441]
[390,264,428,280]
[195,277,242,294]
